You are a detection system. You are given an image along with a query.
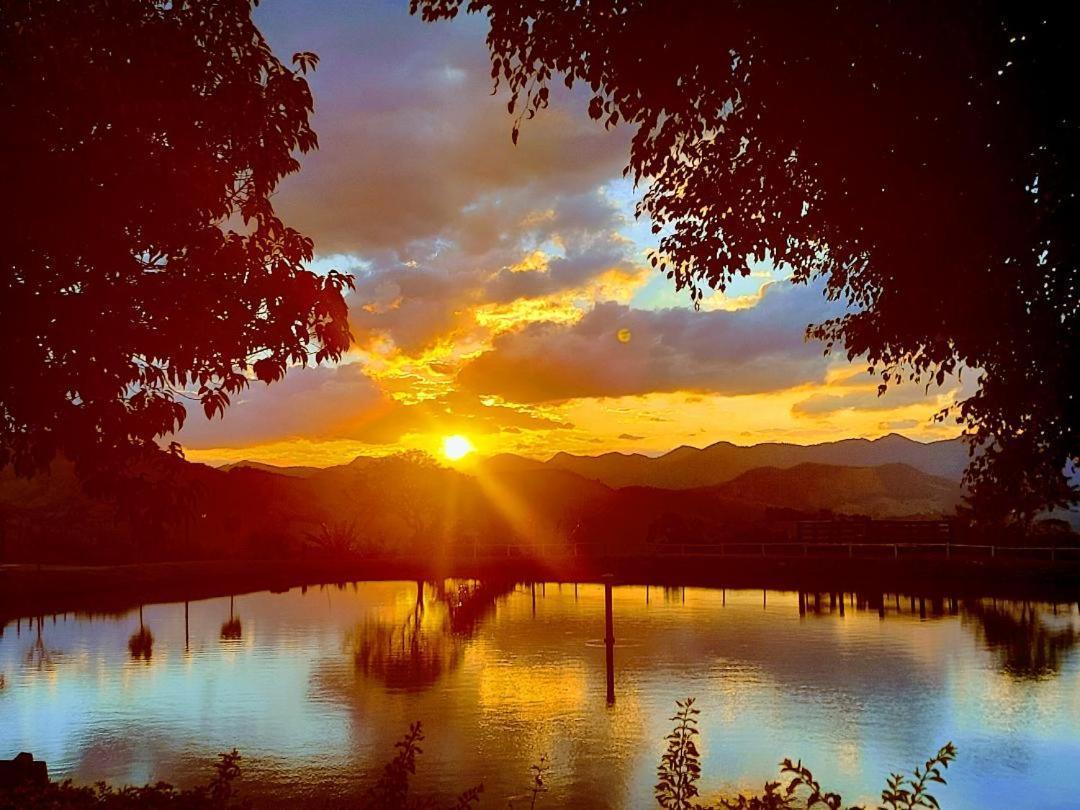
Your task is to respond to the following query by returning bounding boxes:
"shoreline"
[3,555,1079,620]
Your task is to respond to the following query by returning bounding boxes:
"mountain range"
[0,434,975,564]
[221,432,968,520]
[479,433,971,489]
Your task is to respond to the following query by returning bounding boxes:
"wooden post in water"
[603,575,615,706]
[184,602,189,651]
[798,591,806,616]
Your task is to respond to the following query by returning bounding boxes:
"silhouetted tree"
[412,1,1078,522]
[1,1,352,482]
[369,452,445,545]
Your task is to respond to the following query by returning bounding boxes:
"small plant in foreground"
[0,707,957,809]
[877,743,958,810]
[656,697,704,809]
[361,721,483,810]
[507,754,550,809]
[656,697,958,810]
[528,754,550,809]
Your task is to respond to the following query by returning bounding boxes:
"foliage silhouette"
[410,0,1079,522]
[361,721,483,810]
[0,0,352,484]
[306,520,365,556]
[0,708,958,808]
[0,749,245,809]
[526,754,549,809]
[655,697,704,809]
[653,698,956,810]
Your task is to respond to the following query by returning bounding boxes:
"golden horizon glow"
[176,251,968,470]
[442,434,475,461]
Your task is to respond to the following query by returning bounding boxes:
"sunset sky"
[175,0,970,468]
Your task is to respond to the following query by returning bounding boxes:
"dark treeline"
[1,450,1075,567]
[0,452,795,564]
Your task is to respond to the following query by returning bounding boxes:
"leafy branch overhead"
[1,0,353,480]
[411,0,1079,522]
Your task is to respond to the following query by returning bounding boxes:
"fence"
[477,540,1080,563]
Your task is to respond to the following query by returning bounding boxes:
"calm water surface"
[1,582,1078,808]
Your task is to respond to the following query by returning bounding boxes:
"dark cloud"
[257,0,629,257]
[174,364,569,450]
[791,386,935,417]
[790,367,975,417]
[343,189,639,354]
[456,281,842,402]
[175,364,394,449]
[878,419,921,430]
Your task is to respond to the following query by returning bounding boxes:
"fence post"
[991,545,996,558]
[761,543,766,557]
[848,543,853,558]
[893,544,899,559]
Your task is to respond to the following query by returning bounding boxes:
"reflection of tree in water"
[25,617,57,671]
[128,606,153,661]
[964,600,1078,678]
[441,580,508,637]
[350,580,510,692]
[220,596,242,641]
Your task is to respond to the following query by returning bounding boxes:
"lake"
[1,581,1078,808]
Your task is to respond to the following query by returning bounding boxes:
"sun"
[442,434,475,461]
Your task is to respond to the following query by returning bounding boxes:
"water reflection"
[24,617,57,672]
[127,606,153,662]
[1,584,1079,809]
[350,581,512,692]
[963,600,1079,677]
[219,596,242,642]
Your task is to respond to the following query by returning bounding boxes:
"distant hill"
[528,433,971,489]
[710,462,962,518]
[0,434,981,564]
[223,434,972,491]
[219,460,322,478]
